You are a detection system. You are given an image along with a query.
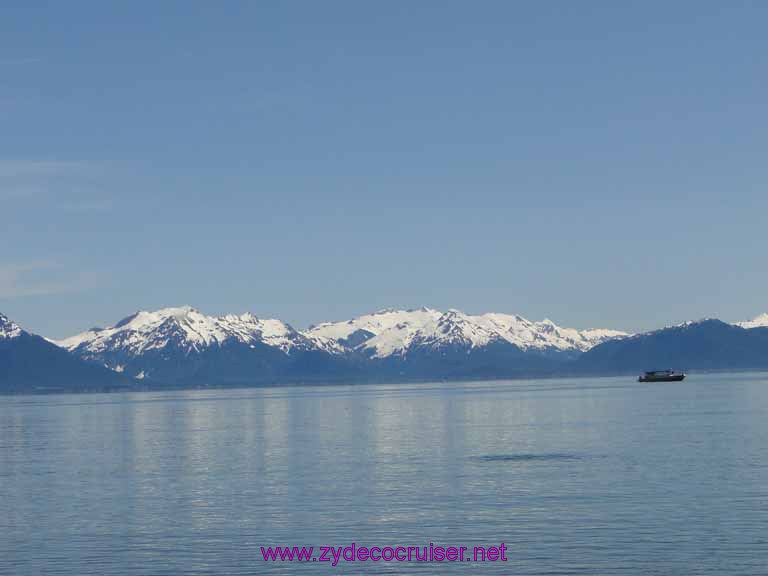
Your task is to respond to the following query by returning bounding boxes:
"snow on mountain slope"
[308,307,441,341]
[405,310,502,354]
[469,313,627,353]
[56,306,310,360]
[0,312,23,340]
[736,313,768,329]
[305,308,628,359]
[306,308,442,356]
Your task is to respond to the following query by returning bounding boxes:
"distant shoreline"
[4,369,768,397]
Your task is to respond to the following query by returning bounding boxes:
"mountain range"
[2,306,768,392]
[53,306,627,384]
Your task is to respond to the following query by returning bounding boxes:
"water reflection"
[2,375,768,574]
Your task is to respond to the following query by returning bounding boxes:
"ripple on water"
[473,453,583,463]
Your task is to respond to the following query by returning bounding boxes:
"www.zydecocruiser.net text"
[261,543,508,566]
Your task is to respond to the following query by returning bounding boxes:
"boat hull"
[638,374,685,382]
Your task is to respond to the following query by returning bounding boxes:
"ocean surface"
[2,374,768,575]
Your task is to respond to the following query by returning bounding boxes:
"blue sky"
[2,1,767,338]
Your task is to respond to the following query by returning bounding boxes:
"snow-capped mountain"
[306,308,627,359]
[58,306,311,358]
[0,313,22,340]
[56,306,334,383]
[307,307,444,357]
[736,313,768,329]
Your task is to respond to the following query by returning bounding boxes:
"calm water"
[2,374,768,575]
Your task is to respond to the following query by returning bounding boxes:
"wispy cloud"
[0,185,46,200]
[0,158,112,213]
[0,57,42,67]
[0,159,89,178]
[0,262,103,299]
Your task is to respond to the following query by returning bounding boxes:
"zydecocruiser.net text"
[261,543,508,566]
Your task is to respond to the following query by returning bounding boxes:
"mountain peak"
[669,318,721,330]
[306,307,444,358]
[0,312,128,391]
[156,305,198,316]
[141,305,203,322]
[0,312,23,340]
[57,306,305,357]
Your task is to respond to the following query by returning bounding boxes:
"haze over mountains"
[2,306,768,393]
